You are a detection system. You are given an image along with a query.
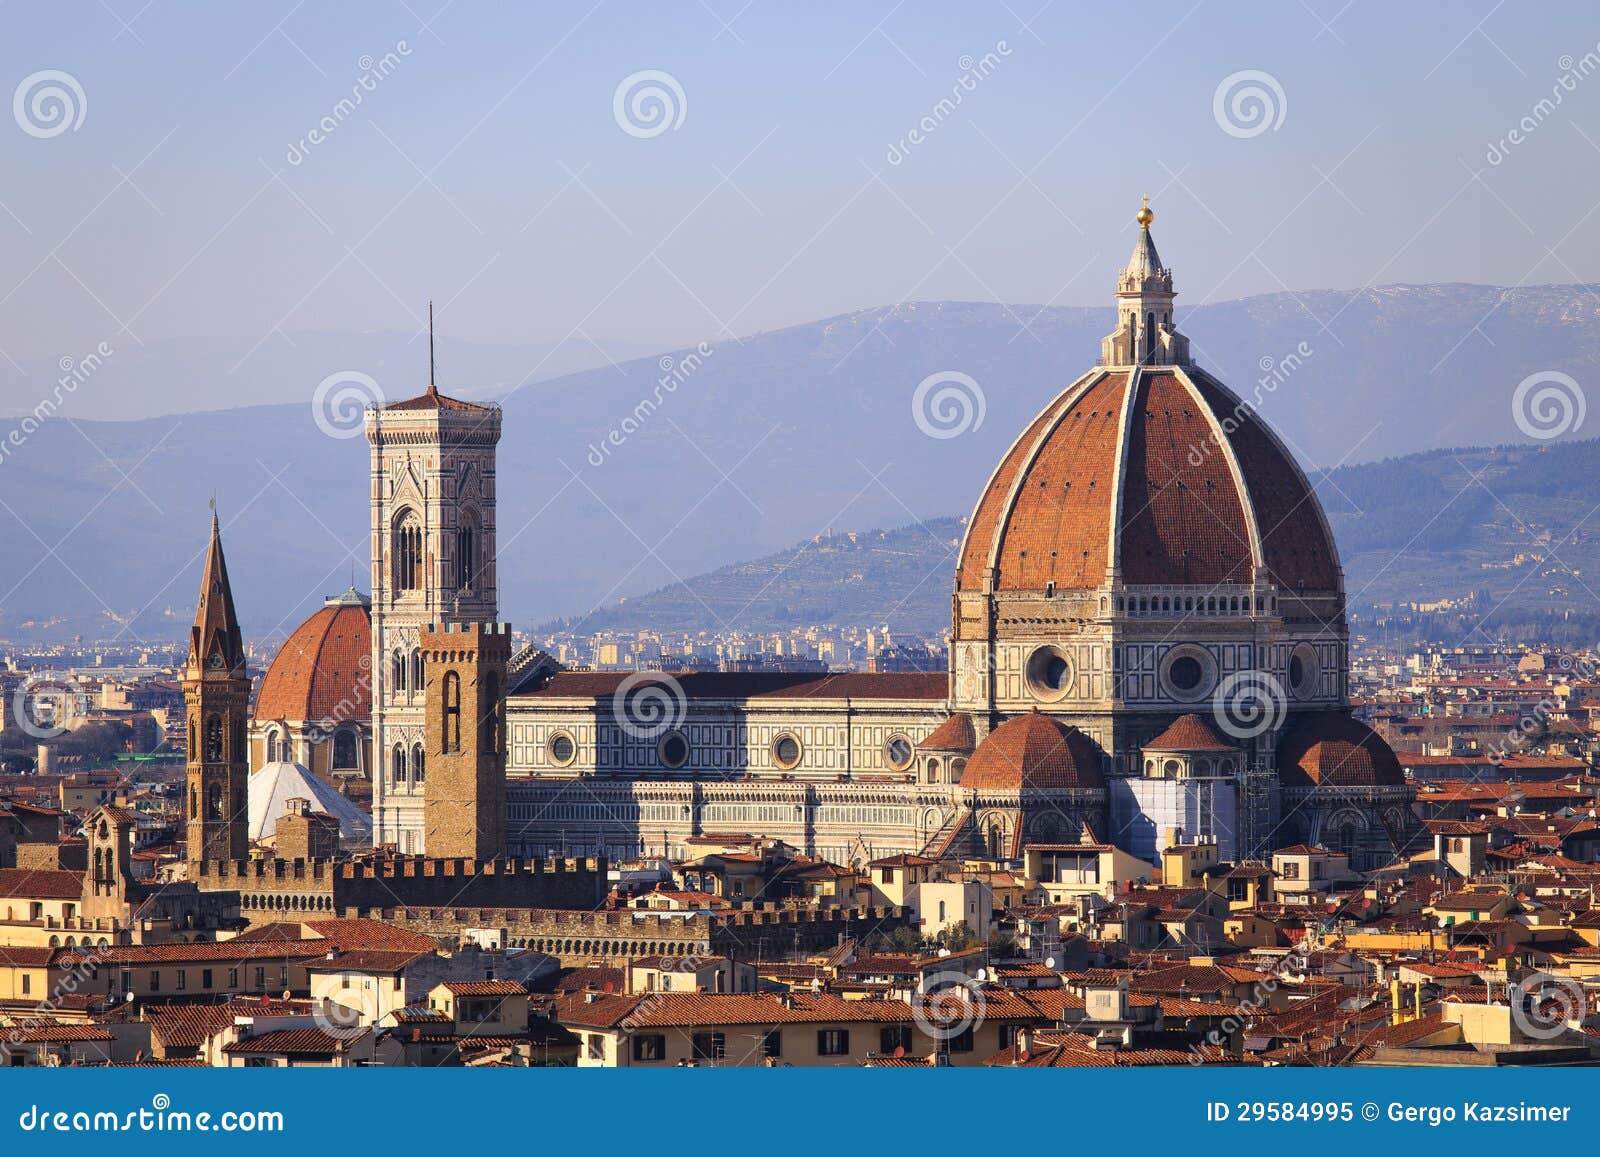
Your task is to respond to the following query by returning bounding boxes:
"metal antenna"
[428,301,435,388]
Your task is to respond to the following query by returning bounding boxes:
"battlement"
[419,620,513,662]
[371,903,914,963]
[195,853,600,881]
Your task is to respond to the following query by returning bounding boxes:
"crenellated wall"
[194,854,605,923]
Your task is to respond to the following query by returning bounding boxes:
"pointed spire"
[426,300,437,397]
[189,509,246,675]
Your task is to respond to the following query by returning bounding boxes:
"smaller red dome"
[917,713,976,753]
[962,713,1105,792]
[255,592,372,724]
[1277,711,1403,789]
[1144,713,1235,753]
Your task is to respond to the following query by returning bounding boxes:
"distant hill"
[555,438,1600,641]
[6,284,1600,645]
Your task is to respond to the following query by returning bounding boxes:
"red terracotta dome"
[255,591,372,724]
[956,365,1339,595]
[1276,711,1404,789]
[1144,713,1236,753]
[962,712,1105,792]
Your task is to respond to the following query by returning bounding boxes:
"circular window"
[1288,644,1320,700]
[885,734,914,771]
[772,733,803,770]
[548,732,576,767]
[658,730,690,769]
[1160,647,1216,702]
[1025,645,1075,702]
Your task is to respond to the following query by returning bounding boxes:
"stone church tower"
[421,621,510,860]
[365,358,501,852]
[184,512,250,862]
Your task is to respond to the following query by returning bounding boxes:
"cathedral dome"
[962,712,1105,792]
[954,210,1340,599]
[1276,711,1404,789]
[255,590,372,724]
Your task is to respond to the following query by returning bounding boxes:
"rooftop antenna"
[428,300,436,391]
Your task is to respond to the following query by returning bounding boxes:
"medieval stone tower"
[365,370,501,853]
[184,513,250,862]
[82,806,138,922]
[421,621,510,860]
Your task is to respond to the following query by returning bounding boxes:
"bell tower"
[420,621,510,861]
[184,510,250,863]
[365,321,501,853]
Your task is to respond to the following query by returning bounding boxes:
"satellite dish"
[893,1045,906,1058]
[1045,956,1057,970]
[976,968,987,982]
[124,991,134,1003]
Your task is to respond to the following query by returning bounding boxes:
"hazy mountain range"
[4,282,1600,646]
[562,438,1600,640]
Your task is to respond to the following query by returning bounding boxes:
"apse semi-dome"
[961,712,1106,792]
[1276,711,1405,789]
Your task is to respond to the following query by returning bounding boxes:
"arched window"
[411,648,424,693]
[206,782,222,819]
[456,511,479,592]
[333,729,358,769]
[188,718,196,761]
[265,730,281,763]
[443,671,461,753]
[392,744,407,784]
[204,714,223,762]
[189,786,197,819]
[392,650,406,695]
[392,510,423,592]
[480,671,500,756]
[412,743,425,784]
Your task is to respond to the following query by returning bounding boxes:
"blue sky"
[1,0,1596,369]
